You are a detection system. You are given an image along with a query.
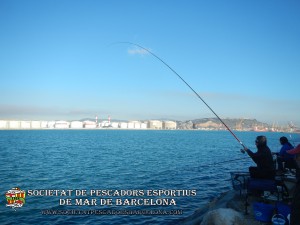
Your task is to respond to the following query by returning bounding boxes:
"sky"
[0,0,299,125]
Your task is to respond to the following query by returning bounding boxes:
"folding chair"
[245,177,288,215]
[230,171,250,196]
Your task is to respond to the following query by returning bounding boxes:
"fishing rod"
[114,42,247,149]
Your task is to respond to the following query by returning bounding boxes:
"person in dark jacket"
[242,136,275,179]
[277,136,295,170]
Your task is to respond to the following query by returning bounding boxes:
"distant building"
[148,120,163,129]
[163,121,177,130]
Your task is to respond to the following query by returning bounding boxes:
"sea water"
[0,130,295,225]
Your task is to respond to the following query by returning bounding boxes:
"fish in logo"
[6,187,26,210]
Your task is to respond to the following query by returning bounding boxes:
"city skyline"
[1,1,300,126]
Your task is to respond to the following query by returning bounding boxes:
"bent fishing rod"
[114,42,247,150]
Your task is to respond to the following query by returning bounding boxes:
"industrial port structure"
[0,119,177,130]
[0,117,295,132]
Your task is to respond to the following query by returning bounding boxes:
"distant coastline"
[0,118,296,133]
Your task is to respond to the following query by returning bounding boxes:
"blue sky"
[0,0,299,125]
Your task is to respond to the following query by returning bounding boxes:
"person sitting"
[287,144,300,225]
[242,136,275,179]
[277,136,295,171]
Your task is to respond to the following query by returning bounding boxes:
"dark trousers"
[249,167,275,179]
[291,181,300,225]
[277,157,297,170]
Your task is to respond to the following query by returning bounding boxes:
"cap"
[287,144,300,155]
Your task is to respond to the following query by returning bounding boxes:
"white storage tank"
[141,123,147,129]
[111,122,119,128]
[40,121,48,129]
[119,122,128,129]
[129,121,141,129]
[163,121,177,130]
[127,122,134,129]
[84,121,97,129]
[54,121,70,129]
[48,121,56,129]
[100,121,111,128]
[0,120,8,129]
[134,122,141,129]
[148,120,163,129]
[70,121,83,129]
[9,121,20,129]
[20,121,31,129]
[31,121,41,129]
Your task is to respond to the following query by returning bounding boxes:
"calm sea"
[0,130,297,225]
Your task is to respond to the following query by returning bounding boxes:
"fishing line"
[173,157,249,175]
[199,156,249,168]
[113,42,247,149]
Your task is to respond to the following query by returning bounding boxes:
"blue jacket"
[279,143,295,159]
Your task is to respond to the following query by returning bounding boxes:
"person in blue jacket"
[277,136,295,171]
[242,136,275,179]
